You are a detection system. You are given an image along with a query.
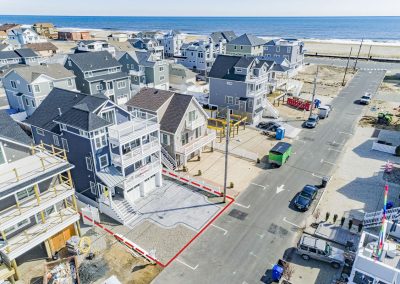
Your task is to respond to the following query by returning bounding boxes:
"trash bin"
[276,127,285,140]
[321,176,329,188]
[272,264,284,281]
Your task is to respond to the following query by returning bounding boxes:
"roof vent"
[58,107,62,116]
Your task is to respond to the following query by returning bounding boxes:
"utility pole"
[223,108,230,203]
[354,38,364,70]
[342,47,353,86]
[367,45,372,60]
[309,66,319,119]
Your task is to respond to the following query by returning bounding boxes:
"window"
[160,76,165,81]
[117,81,126,89]
[62,138,69,152]
[159,66,164,72]
[161,133,170,145]
[181,132,189,146]
[195,127,201,138]
[225,96,233,104]
[234,45,237,50]
[94,132,107,149]
[248,100,253,108]
[16,187,35,201]
[266,54,271,57]
[53,135,59,146]
[265,46,269,51]
[10,80,17,89]
[60,124,67,131]
[86,157,93,171]
[188,110,196,122]
[25,98,29,106]
[49,82,54,90]
[227,82,233,86]
[67,79,73,86]
[85,71,93,77]
[240,45,243,50]
[79,129,88,137]
[68,60,72,67]
[234,97,239,105]
[32,100,36,107]
[90,181,97,195]
[33,85,40,93]
[287,47,292,53]
[308,248,317,254]
[96,84,103,91]
[99,155,109,169]
[101,110,115,124]
[36,128,44,136]
[276,46,280,52]
[27,85,32,92]
[4,219,31,235]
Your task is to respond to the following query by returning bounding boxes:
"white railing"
[363,207,400,228]
[108,120,158,145]
[264,98,280,119]
[111,139,160,167]
[124,159,161,189]
[176,132,216,157]
[160,147,177,170]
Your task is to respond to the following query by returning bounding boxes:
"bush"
[325,212,330,222]
[348,219,353,230]
[340,216,345,227]
[183,166,188,172]
[333,214,338,223]
[396,146,400,157]
[197,170,202,176]
[230,182,234,188]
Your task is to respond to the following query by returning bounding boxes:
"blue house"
[25,88,163,225]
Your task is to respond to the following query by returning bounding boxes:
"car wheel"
[331,262,340,269]
[302,254,310,260]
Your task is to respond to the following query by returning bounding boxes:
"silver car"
[297,234,345,268]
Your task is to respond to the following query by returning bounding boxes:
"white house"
[76,40,116,56]
[176,40,216,74]
[163,30,185,57]
[7,28,47,48]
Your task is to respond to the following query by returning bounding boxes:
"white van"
[318,105,331,119]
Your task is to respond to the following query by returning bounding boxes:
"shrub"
[340,216,345,227]
[333,214,338,223]
[183,166,188,172]
[325,212,330,222]
[198,170,202,176]
[230,182,234,188]
[348,219,353,230]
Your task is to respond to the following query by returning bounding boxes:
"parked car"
[257,121,281,132]
[318,105,331,119]
[297,234,345,268]
[268,142,292,168]
[359,93,372,105]
[304,114,320,128]
[294,185,318,211]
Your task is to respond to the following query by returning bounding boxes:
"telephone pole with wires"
[223,107,230,203]
[309,66,319,119]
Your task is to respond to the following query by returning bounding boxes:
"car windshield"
[325,243,332,255]
[361,96,370,99]
[300,191,313,199]
[308,117,317,122]
[297,195,310,205]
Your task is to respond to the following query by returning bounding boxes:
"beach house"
[26,88,163,225]
[208,55,278,124]
[176,40,215,74]
[58,31,90,41]
[126,88,215,168]
[2,63,76,116]
[0,43,13,52]
[32,22,58,39]
[7,27,47,48]
[0,23,20,40]
[23,42,58,57]
[116,50,169,91]
[65,51,131,105]
[168,63,196,92]
[128,38,164,60]
[209,31,237,56]
[0,110,80,282]
[226,33,266,57]
[0,48,41,68]
[264,38,305,70]
[163,30,185,57]
[76,40,116,56]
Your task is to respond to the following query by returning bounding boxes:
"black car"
[257,121,281,132]
[294,185,318,211]
[304,114,320,128]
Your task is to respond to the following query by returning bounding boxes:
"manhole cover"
[268,223,288,237]
[228,209,248,220]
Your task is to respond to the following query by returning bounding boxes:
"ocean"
[1,15,400,42]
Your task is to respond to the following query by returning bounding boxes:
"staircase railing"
[363,207,400,228]
[160,146,177,170]
[264,99,280,119]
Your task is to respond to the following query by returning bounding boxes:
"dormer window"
[236,68,242,73]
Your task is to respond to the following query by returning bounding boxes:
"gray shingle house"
[176,40,215,74]
[64,51,131,105]
[126,88,215,168]
[2,63,76,116]
[128,38,164,60]
[226,33,266,57]
[0,48,41,67]
[115,50,169,91]
[209,31,237,55]
[208,55,278,123]
[264,38,305,70]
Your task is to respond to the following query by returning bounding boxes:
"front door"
[107,81,113,90]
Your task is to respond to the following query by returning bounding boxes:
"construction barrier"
[287,97,311,111]
[162,169,223,197]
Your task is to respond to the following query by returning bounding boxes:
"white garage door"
[127,184,141,201]
[117,95,128,105]
[144,175,156,195]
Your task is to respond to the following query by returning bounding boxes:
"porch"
[176,131,216,166]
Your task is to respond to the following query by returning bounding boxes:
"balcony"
[123,159,162,190]
[111,138,161,167]
[0,207,79,262]
[108,111,159,146]
[102,89,115,97]
[176,131,216,157]
[185,118,205,131]
[0,176,74,232]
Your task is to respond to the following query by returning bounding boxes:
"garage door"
[127,184,141,201]
[144,175,156,195]
[117,95,128,105]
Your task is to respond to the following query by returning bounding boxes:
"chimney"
[58,108,62,116]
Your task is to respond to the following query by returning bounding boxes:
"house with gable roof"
[226,33,266,57]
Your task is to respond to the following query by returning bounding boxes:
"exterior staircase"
[112,198,138,225]
[263,99,280,119]
[160,146,177,170]
[363,207,400,228]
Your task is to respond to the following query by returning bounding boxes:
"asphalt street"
[153,69,386,284]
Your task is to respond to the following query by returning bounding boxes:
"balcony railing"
[185,118,205,131]
[176,131,216,157]
[111,138,160,167]
[124,159,161,190]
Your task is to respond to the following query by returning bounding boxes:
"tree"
[283,262,295,282]
[313,209,321,224]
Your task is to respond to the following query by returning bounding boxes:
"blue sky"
[1,0,399,16]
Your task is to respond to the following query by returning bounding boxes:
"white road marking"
[211,224,228,235]
[283,217,302,228]
[339,131,353,135]
[249,251,259,258]
[176,259,199,270]
[328,148,342,153]
[323,160,336,166]
[312,173,324,179]
[234,202,251,209]
[276,184,285,194]
[251,183,266,190]
[256,233,265,239]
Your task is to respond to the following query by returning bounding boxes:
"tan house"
[32,23,58,39]
[23,42,58,56]
[0,23,20,40]
[58,31,90,41]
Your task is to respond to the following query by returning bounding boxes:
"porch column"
[108,187,113,205]
[74,221,82,237]
[140,182,145,197]
[44,239,53,258]
[155,171,162,187]
[11,260,20,281]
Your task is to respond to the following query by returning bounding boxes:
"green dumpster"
[268,142,292,167]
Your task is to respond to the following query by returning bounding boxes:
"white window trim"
[90,181,97,195]
[36,128,45,136]
[99,154,109,169]
[33,84,40,93]
[4,218,31,235]
[117,81,126,89]
[10,80,17,89]
[53,135,60,146]
[62,138,69,152]
[86,157,93,171]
